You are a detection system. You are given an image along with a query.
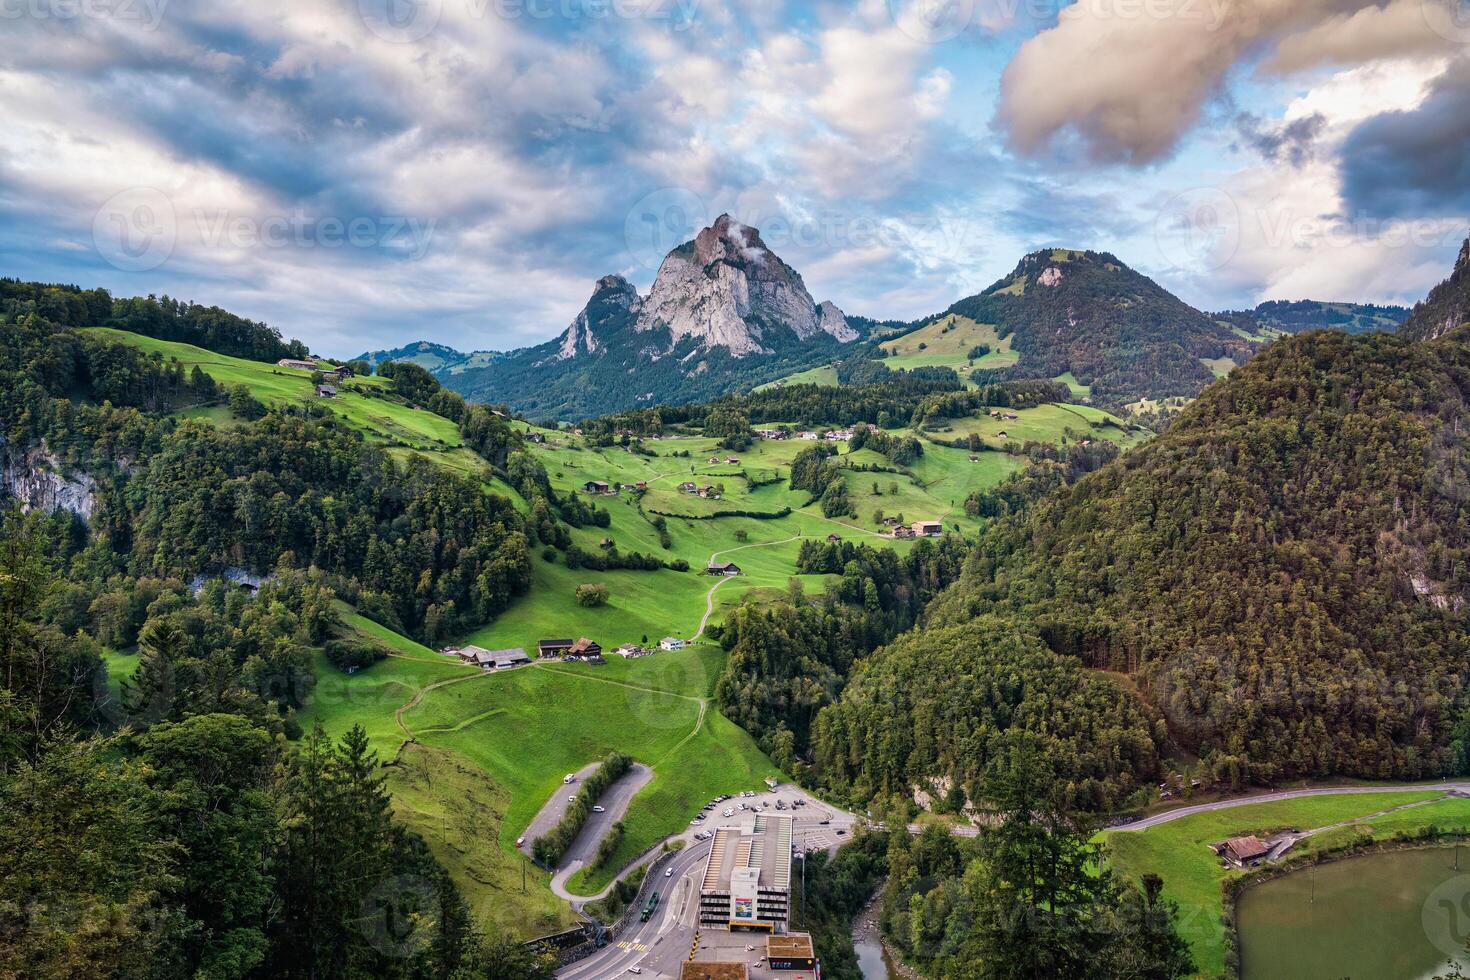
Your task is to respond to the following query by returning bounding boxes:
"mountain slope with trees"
[1401,231,1470,341]
[946,248,1254,406]
[925,324,1470,783]
[1214,299,1410,336]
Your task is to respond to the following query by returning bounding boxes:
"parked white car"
[592,805,605,813]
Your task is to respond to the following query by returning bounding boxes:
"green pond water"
[1238,847,1470,980]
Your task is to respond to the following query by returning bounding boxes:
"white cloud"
[998,0,1463,164]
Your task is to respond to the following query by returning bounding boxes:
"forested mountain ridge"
[0,283,562,976]
[1213,298,1410,336]
[948,248,1254,406]
[921,324,1470,783]
[352,339,500,373]
[1401,230,1470,341]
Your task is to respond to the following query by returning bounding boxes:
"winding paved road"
[547,763,656,902]
[1110,782,1470,832]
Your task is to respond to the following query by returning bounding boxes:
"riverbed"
[852,887,889,980]
[1237,846,1470,979]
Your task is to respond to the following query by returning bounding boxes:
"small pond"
[1238,846,1470,979]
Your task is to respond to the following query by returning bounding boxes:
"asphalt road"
[520,761,603,857]
[1110,781,1470,831]
[551,763,655,899]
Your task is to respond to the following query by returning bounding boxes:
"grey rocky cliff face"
[817,300,856,342]
[546,274,642,363]
[634,214,849,357]
[1,442,97,520]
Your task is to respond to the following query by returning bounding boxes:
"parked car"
[592,805,605,813]
[564,774,575,784]
[568,795,576,802]
[516,837,525,846]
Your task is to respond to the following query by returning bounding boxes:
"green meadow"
[879,314,1018,376]
[84,328,484,470]
[1102,792,1470,977]
[755,364,839,390]
[924,402,1146,452]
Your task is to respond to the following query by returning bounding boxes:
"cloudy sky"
[2,0,1468,356]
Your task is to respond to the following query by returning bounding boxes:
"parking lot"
[682,784,857,858]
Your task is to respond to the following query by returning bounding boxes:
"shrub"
[575,583,610,607]
[323,638,386,673]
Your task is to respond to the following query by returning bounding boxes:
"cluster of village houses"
[276,358,354,398]
[753,428,854,441]
[442,635,690,671]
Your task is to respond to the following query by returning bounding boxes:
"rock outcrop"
[1,442,97,520]
[546,275,642,363]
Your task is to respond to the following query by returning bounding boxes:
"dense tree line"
[715,535,970,766]
[0,514,556,979]
[964,439,1121,520]
[848,425,923,465]
[110,413,531,645]
[876,733,1192,979]
[1,279,308,363]
[789,831,889,980]
[931,328,1470,784]
[812,619,1163,813]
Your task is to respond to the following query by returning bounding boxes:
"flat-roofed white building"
[698,814,793,931]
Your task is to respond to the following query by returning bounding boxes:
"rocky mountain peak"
[545,273,643,364]
[635,215,852,356]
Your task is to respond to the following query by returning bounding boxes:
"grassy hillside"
[755,364,839,390]
[89,323,1165,932]
[879,314,1017,376]
[921,402,1145,452]
[85,327,489,474]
